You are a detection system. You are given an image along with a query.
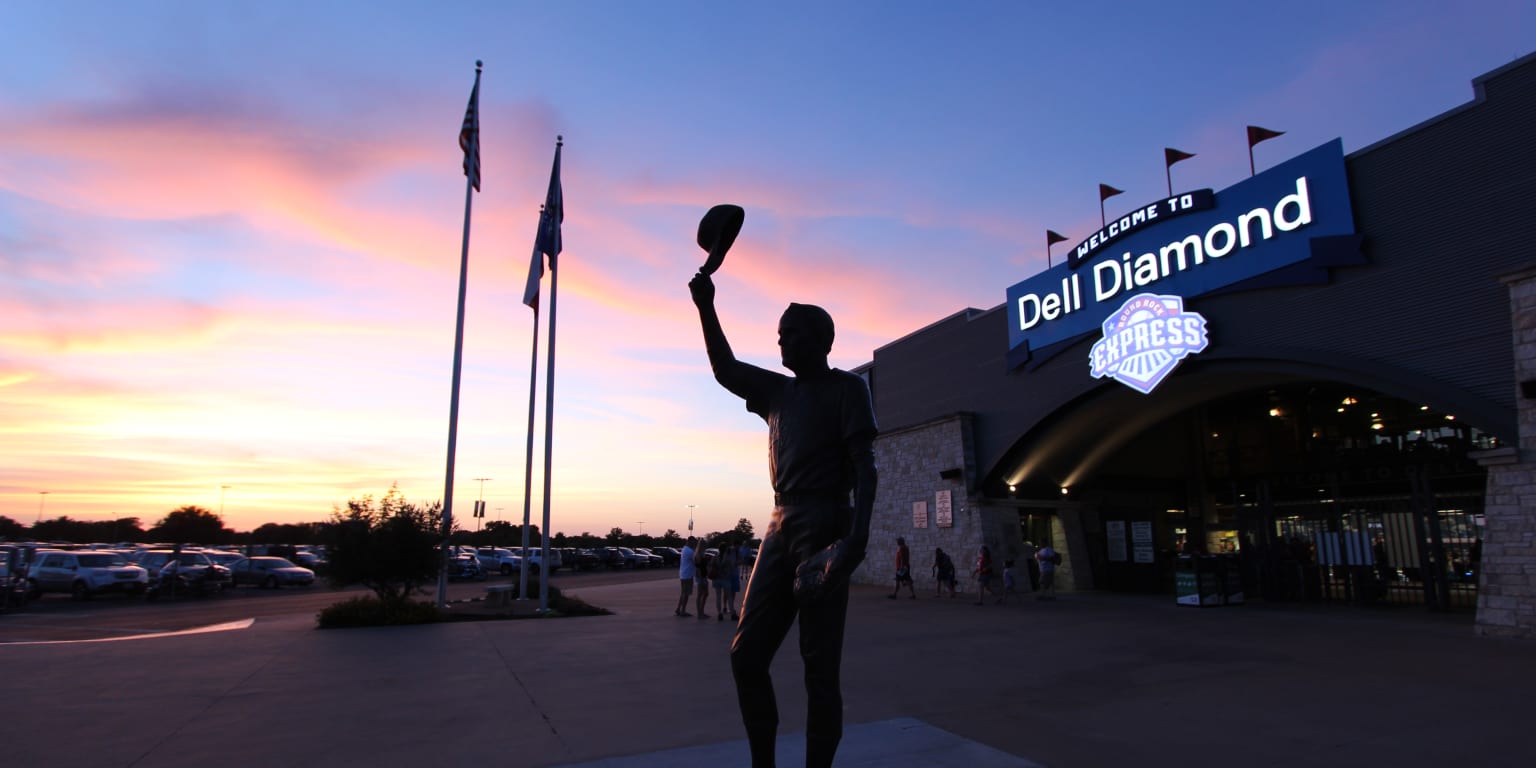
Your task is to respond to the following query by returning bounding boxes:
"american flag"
[460,70,481,192]
[523,139,563,309]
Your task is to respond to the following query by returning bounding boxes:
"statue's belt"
[773,491,847,506]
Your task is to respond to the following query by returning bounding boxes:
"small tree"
[0,515,25,540]
[150,505,228,544]
[323,486,440,609]
[732,518,755,541]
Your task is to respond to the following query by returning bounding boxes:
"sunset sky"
[2,2,1532,538]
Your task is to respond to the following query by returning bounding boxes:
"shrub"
[322,486,440,609]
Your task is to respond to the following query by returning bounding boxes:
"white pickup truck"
[508,546,563,574]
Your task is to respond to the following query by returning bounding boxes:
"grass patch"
[317,582,611,628]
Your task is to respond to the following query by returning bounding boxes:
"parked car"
[475,547,523,576]
[632,548,664,567]
[292,551,327,572]
[615,547,649,569]
[229,556,316,589]
[132,550,232,597]
[566,548,602,570]
[651,546,682,566]
[27,549,149,599]
[204,550,247,568]
[594,547,628,569]
[446,553,487,582]
[0,545,32,612]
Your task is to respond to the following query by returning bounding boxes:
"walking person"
[714,539,738,621]
[728,541,745,620]
[1036,543,1061,601]
[888,536,916,599]
[932,547,958,598]
[973,544,994,605]
[694,542,712,619]
[1021,540,1040,592]
[676,536,698,616]
[997,559,1021,604]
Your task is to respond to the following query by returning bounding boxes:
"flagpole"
[538,137,563,613]
[439,64,482,609]
[538,203,558,614]
[518,289,540,602]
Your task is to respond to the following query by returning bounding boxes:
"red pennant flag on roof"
[1246,125,1284,147]
[1046,230,1068,246]
[1164,148,1195,167]
[1098,184,1124,202]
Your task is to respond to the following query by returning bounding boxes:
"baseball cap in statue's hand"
[697,204,744,276]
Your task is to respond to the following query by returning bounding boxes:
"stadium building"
[853,52,1536,638]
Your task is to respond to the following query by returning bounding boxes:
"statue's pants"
[730,502,851,768]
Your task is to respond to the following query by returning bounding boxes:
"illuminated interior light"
[1008,484,1017,493]
[1371,423,1384,430]
[1341,397,1357,405]
[1420,405,1430,411]
[1268,408,1281,417]
[1059,486,1069,496]
[1370,412,1380,418]
[1336,407,1345,413]
[1445,414,1456,421]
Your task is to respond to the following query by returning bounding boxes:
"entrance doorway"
[1084,381,1492,612]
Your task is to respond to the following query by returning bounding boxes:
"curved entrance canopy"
[990,356,1507,499]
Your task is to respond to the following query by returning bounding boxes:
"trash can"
[1218,554,1245,605]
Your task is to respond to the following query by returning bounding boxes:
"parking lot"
[0,559,675,643]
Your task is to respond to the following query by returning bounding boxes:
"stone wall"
[854,413,1054,595]
[1473,264,1536,638]
[854,414,979,591]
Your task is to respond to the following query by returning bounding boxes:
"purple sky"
[1,1,1532,537]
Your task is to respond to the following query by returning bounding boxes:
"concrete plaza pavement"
[3,576,1534,767]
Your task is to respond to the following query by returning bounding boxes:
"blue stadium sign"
[1006,139,1359,369]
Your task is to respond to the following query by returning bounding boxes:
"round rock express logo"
[1089,293,1209,394]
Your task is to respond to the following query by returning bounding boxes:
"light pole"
[686,504,695,535]
[473,477,492,532]
[219,485,232,517]
[636,521,645,536]
[36,491,48,526]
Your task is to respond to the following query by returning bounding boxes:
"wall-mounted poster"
[936,490,953,528]
[913,501,928,528]
[1107,520,1128,562]
[1131,521,1155,563]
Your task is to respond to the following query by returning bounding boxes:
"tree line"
[1,499,758,550]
